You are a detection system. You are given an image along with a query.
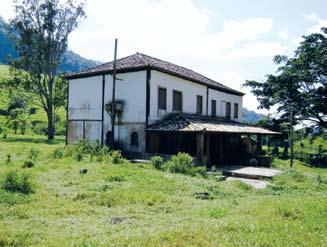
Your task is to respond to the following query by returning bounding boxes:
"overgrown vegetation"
[0,135,326,246]
[151,153,207,177]
[1,171,33,194]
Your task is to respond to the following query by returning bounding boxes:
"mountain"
[242,108,266,123]
[0,16,99,73]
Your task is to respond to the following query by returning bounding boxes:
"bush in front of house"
[110,150,124,164]
[161,152,206,176]
[2,171,33,194]
[150,156,165,170]
[51,140,111,162]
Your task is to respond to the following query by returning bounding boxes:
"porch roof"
[146,114,280,135]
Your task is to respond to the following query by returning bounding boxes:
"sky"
[1,0,327,114]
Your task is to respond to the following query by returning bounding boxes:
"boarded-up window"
[173,90,183,112]
[226,102,231,120]
[158,87,167,110]
[196,95,203,115]
[211,100,216,116]
[234,103,239,119]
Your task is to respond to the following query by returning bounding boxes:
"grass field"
[0,134,327,247]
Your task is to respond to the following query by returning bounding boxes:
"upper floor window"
[226,102,231,120]
[211,100,216,116]
[234,103,239,119]
[173,90,183,112]
[158,87,167,110]
[196,95,203,115]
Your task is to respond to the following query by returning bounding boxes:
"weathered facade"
[65,53,278,165]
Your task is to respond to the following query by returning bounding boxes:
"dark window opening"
[158,87,167,110]
[196,95,203,115]
[234,103,239,119]
[211,100,216,116]
[173,90,183,112]
[131,132,139,147]
[226,102,231,120]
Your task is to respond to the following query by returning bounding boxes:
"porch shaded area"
[146,114,280,166]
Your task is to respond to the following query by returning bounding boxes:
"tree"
[244,27,327,167]
[244,28,327,128]
[7,108,30,134]
[8,0,85,139]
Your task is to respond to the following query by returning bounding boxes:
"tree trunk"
[289,110,294,168]
[47,106,55,140]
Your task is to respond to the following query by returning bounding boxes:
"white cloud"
[0,1,14,20]
[219,41,285,60]
[0,0,284,114]
[277,29,288,39]
[68,0,280,62]
[306,13,327,33]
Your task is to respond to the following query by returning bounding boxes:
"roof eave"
[62,65,245,96]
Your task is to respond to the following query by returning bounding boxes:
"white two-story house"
[64,53,277,165]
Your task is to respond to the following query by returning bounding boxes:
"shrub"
[110,150,124,164]
[28,148,40,161]
[2,171,33,194]
[2,131,7,139]
[106,175,125,182]
[193,166,207,177]
[5,154,11,164]
[151,156,164,170]
[75,152,83,162]
[32,121,48,135]
[162,152,194,175]
[89,141,109,162]
[22,160,35,168]
[52,148,64,159]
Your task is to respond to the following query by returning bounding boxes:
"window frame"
[211,99,216,116]
[196,95,203,115]
[172,90,183,112]
[158,86,167,111]
[226,102,231,120]
[234,103,239,119]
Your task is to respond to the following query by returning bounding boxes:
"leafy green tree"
[7,92,26,112]
[244,28,327,128]
[7,108,30,134]
[8,0,85,139]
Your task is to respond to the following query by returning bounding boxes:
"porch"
[146,114,280,166]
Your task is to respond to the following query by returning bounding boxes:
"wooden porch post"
[218,134,224,165]
[206,134,210,166]
[257,134,262,152]
[196,132,204,165]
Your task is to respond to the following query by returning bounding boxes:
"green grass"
[0,135,326,246]
[295,136,327,154]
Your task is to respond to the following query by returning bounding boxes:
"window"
[131,132,139,147]
[234,103,239,119]
[158,87,167,110]
[211,100,216,116]
[196,95,203,115]
[226,102,231,120]
[173,90,183,112]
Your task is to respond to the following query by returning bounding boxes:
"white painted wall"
[149,70,207,123]
[149,70,243,123]
[67,68,243,149]
[68,76,103,120]
[208,88,243,121]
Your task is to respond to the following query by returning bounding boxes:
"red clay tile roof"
[64,53,244,96]
[146,113,280,135]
